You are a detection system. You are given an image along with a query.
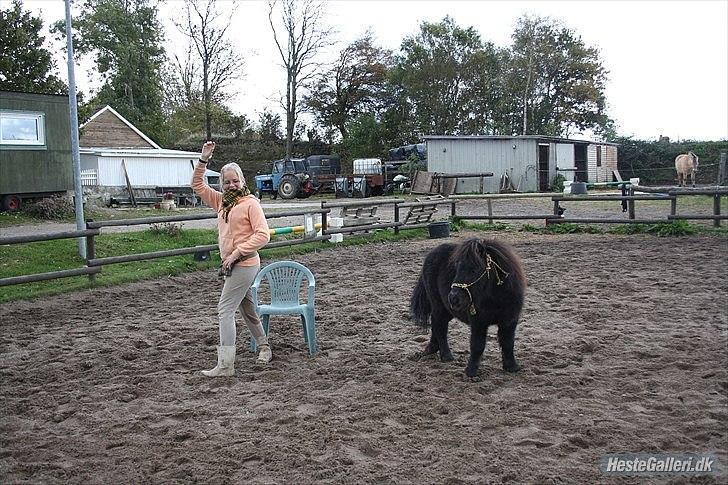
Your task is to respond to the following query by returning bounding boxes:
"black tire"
[253,189,262,199]
[278,175,300,199]
[1,194,22,212]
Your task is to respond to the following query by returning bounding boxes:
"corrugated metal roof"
[423,134,620,146]
[80,147,200,158]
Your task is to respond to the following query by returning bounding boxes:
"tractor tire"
[253,188,262,199]
[278,175,300,199]
[1,194,22,212]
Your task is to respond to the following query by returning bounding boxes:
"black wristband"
[198,158,209,164]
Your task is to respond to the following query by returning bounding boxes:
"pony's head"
[448,238,513,315]
[689,151,699,170]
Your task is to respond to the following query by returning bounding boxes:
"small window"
[596,146,602,167]
[0,111,46,146]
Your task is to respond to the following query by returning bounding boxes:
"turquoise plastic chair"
[250,261,317,355]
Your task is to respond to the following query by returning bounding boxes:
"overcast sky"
[24,0,728,141]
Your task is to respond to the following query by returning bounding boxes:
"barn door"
[555,143,575,182]
[538,144,549,191]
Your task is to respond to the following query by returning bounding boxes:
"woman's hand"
[221,253,239,273]
[200,141,216,162]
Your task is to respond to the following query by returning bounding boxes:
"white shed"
[78,105,220,192]
[79,147,219,189]
[424,135,619,193]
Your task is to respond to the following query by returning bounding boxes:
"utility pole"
[64,0,86,258]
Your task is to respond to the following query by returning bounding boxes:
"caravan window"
[0,111,46,146]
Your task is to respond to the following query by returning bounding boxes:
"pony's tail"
[409,275,431,327]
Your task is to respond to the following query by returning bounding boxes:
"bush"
[23,195,75,219]
[148,222,183,237]
[550,174,566,192]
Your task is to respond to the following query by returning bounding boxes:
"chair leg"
[251,314,270,352]
[300,315,307,343]
[303,309,317,355]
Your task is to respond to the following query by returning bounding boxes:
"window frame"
[0,110,47,147]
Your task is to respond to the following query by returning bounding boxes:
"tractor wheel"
[253,188,262,199]
[1,194,22,212]
[278,175,300,199]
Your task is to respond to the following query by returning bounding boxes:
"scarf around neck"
[219,186,250,222]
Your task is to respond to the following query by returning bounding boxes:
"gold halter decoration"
[450,253,509,315]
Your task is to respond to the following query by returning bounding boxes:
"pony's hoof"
[440,352,455,362]
[423,343,438,355]
[465,366,479,378]
[503,362,522,373]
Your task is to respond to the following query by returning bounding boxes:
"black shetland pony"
[410,238,527,378]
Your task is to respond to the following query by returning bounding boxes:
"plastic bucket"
[570,182,588,194]
[428,221,450,239]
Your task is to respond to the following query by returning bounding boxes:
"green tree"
[0,0,67,94]
[508,15,612,137]
[395,16,485,136]
[53,0,167,144]
[258,108,283,142]
[305,31,392,140]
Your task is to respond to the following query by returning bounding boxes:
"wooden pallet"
[402,195,443,225]
[340,205,380,226]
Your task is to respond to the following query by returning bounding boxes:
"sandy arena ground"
[1,230,727,483]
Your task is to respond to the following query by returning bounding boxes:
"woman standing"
[192,141,271,377]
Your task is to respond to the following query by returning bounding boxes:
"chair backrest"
[255,261,315,306]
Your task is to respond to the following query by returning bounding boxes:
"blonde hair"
[220,162,247,187]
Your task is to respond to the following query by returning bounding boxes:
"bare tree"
[268,0,332,158]
[176,0,244,140]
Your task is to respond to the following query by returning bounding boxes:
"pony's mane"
[451,238,527,287]
[451,238,486,269]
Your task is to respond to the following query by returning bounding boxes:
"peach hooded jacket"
[191,162,270,267]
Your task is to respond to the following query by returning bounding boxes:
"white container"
[353,158,382,175]
[328,233,344,243]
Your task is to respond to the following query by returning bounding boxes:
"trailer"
[323,158,408,198]
[0,91,73,211]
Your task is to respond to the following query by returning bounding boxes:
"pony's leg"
[429,307,454,362]
[465,323,488,377]
[497,321,521,372]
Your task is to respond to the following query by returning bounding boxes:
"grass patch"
[0,228,220,303]
[454,219,513,232]
[0,225,429,303]
[609,220,698,237]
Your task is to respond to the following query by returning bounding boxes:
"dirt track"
[1,230,726,483]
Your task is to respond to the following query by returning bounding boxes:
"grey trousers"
[217,263,267,346]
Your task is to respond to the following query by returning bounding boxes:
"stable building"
[79,106,219,196]
[424,135,619,193]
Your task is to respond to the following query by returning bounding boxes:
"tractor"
[254,155,341,199]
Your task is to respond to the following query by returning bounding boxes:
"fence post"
[394,202,400,234]
[670,194,677,217]
[450,200,456,218]
[320,208,328,234]
[628,186,635,220]
[717,151,727,186]
[487,199,493,224]
[714,194,721,228]
[85,219,96,282]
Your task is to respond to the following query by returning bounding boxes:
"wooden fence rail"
[1,208,332,287]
